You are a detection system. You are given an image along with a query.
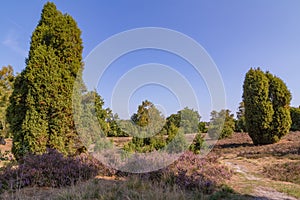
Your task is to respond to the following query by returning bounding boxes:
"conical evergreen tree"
[7,2,83,159]
[243,68,291,144]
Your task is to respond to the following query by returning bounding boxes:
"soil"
[214,132,300,200]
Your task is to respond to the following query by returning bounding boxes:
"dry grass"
[1,132,300,199]
[1,176,255,200]
[0,139,14,168]
[110,137,132,148]
[0,139,12,153]
[214,132,300,160]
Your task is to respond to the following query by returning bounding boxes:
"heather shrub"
[0,149,110,192]
[141,151,232,193]
[94,149,232,193]
[168,152,232,192]
[263,161,300,184]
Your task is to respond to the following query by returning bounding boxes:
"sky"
[1,1,300,121]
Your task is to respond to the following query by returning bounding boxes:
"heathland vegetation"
[0,2,300,199]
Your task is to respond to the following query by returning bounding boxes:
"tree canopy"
[208,109,235,139]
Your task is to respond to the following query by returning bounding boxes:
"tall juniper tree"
[7,2,84,159]
[243,68,291,144]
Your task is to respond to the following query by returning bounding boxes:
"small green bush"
[189,133,206,154]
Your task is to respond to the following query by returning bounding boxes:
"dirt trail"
[220,153,299,200]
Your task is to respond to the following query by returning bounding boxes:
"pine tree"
[7,2,84,159]
[131,100,165,138]
[124,100,165,152]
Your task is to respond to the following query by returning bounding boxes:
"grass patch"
[55,177,193,200]
[270,182,300,199]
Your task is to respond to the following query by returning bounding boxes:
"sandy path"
[221,153,299,200]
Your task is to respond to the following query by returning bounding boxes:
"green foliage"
[243,68,274,144]
[198,121,208,133]
[94,138,113,152]
[93,92,109,135]
[189,133,205,154]
[208,109,235,139]
[106,112,127,137]
[162,107,201,134]
[243,68,291,144]
[150,134,166,149]
[124,100,165,153]
[267,72,292,140]
[118,120,137,136]
[235,102,247,132]
[179,107,200,133]
[130,100,165,137]
[161,113,180,136]
[81,91,126,138]
[166,122,180,142]
[0,66,14,138]
[7,2,84,159]
[290,107,300,131]
[166,128,189,153]
[123,103,201,153]
[164,108,203,153]
[222,110,236,138]
[77,91,104,149]
[76,91,125,152]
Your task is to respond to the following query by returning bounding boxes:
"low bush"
[0,148,111,192]
[263,161,300,184]
[0,148,232,195]
[141,151,232,193]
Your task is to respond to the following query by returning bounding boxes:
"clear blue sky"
[1,1,300,121]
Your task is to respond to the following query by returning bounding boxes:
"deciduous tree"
[208,109,235,139]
